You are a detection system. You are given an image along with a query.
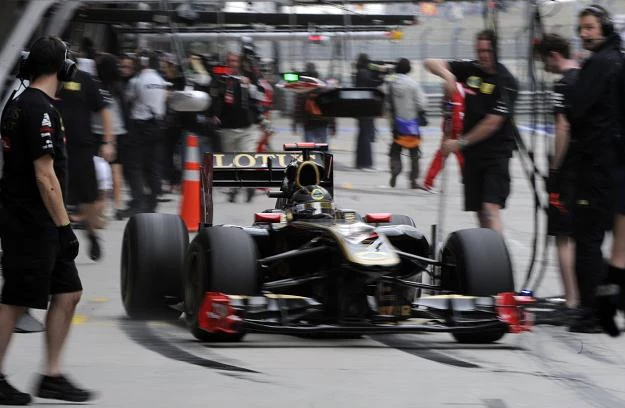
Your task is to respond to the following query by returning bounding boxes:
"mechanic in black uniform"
[536,33,580,314]
[565,5,624,333]
[424,29,519,233]
[0,36,94,404]
[55,63,114,261]
[354,53,378,171]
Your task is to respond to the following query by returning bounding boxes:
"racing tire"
[441,228,514,344]
[121,213,188,319]
[184,227,259,342]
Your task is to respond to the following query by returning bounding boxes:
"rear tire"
[184,227,259,342]
[121,214,188,319]
[441,228,514,344]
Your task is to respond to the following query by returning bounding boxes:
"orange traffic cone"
[180,134,201,232]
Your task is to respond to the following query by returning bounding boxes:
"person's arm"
[570,57,610,122]
[424,59,457,96]
[33,155,70,227]
[552,113,570,170]
[99,108,116,162]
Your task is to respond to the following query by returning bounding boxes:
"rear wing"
[201,143,334,226]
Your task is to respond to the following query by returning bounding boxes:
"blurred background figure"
[354,53,377,171]
[125,49,168,214]
[160,52,185,194]
[93,53,130,220]
[293,62,335,145]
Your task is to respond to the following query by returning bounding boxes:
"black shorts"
[67,144,98,205]
[462,156,510,212]
[0,212,82,309]
[547,172,574,236]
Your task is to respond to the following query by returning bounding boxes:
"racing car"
[120,142,532,344]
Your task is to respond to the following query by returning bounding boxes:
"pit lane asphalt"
[4,117,625,408]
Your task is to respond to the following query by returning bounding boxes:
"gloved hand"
[58,223,79,261]
[596,264,625,337]
[546,168,560,194]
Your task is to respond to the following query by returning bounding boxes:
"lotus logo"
[311,188,325,201]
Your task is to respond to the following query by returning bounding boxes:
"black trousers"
[125,120,164,213]
[389,141,420,182]
[355,118,375,168]
[572,148,615,312]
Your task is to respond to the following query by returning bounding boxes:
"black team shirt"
[448,60,519,159]
[552,68,579,171]
[0,88,67,226]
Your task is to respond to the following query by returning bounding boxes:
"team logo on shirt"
[466,76,482,89]
[41,113,52,128]
[480,82,495,95]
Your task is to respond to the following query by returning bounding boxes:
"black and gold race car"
[120,142,532,344]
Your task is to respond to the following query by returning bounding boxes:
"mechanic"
[55,49,114,262]
[293,63,336,145]
[210,51,264,203]
[569,5,625,334]
[126,49,168,214]
[0,36,94,404]
[422,82,465,192]
[354,53,378,171]
[536,33,580,315]
[385,58,428,189]
[424,29,519,233]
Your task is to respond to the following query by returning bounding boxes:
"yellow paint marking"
[72,315,88,325]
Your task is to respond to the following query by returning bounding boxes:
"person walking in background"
[422,82,465,192]
[354,53,377,171]
[294,62,336,145]
[93,53,130,220]
[424,29,519,234]
[386,58,428,189]
[125,49,168,214]
[56,60,114,262]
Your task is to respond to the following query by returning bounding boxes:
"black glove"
[58,224,79,261]
[596,264,625,337]
[418,110,428,127]
[546,168,560,194]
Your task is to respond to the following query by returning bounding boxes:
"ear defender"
[578,5,615,37]
[57,43,76,82]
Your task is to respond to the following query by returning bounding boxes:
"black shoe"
[569,314,603,333]
[35,374,95,403]
[114,209,126,221]
[389,175,397,188]
[88,233,101,261]
[0,375,31,405]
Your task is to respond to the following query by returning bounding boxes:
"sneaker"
[0,375,31,405]
[35,374,94,403]
[389,175,397,188]
[88,233,101,262]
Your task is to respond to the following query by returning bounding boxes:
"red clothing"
[424,84,465,189]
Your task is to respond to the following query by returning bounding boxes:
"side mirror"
[168,90,211,112]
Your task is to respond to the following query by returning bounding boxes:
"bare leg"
[79,203,100,233]
[111,164,124,210]
[610,214,625,269]
[0,304,27,373]
[556,235,578,308]
[478,203,503,233]
[45,292,81,376]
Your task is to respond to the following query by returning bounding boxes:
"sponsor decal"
[64,81,81,91]
[40,132,51,138]
[212,153,322,169]
[466,76,482,89]
[480,82,495,94]
[41,113,52,128]
[42,139,53,150]
[310,188,325,201]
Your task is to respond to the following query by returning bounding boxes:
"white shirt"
[127,69,168,120]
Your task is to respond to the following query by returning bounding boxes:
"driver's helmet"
[290,185,335,219]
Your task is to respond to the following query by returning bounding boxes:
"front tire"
[184,227,259,342]
[441,228,514,344]
[121,214,188,319]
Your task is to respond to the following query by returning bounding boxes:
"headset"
[577,4,614,37]
[17,37,76,82]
